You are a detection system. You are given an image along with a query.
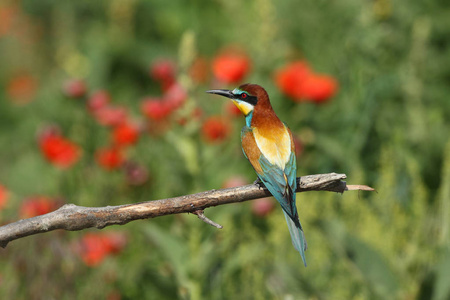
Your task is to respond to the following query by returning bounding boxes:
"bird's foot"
[253,177,265,189]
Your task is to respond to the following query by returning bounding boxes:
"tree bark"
[0,173,373,248]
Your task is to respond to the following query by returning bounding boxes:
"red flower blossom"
[201,116,231,143]
[112,122,140,147]
[39,133,81,169]
[192,107,203,120]
[275,61,338,103]
[150,59,176,91]
[96,147,124,170]
[299,74,338,103]
[275,61,312,99]
[0,184,9,211]
[78,232,127,267]
[107,291,122,300]
[251,198,275,217]
[63,79,87,98]
[6,73,38,104]
[20,196,60,218]
[141,98,173,121]
[164,83,187,110]
[87,90,111,113]
[124,162,149,186]
[93,105,128,127]
[212,47,251,84]
[0,4,17,37]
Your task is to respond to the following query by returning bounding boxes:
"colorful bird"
[206,83,307,266]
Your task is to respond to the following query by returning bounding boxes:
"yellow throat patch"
[232,100,254,116]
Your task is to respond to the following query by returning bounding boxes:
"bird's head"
[206,84,265,116]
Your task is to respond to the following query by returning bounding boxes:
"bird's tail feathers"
[283,211,307,267]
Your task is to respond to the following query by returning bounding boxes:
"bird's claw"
[253,177,265,189]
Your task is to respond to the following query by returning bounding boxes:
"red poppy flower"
[192,107,203,120]
[87,90,111,113]
[0,4,17,37]
[164,83,187,110]
[141,98,173,121]
[19,196,60,218]
[39,134,81,169]
[201,116,231,143]
[150,59,176,91]
[102,232,127,254]
[124,162,149,186]
[275,61,312,99]
[106,291,122,300]
[79,233,106,266]
[0,184,9,211]
[212,48,251,84]
[63,79,87,98]
[275,61,338,103]
[251,198,275,217]
[78,232,127,267]
[299,74,338,103]
[6,73,38,104]
[93,105,128,127]
[95,147,124,170]
[112,122,140,147]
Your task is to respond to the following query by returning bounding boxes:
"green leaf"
[432,250,450,300]
[345,234,399,298]
[143,224,189,285]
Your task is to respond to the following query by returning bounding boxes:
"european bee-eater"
[206,83,307,266]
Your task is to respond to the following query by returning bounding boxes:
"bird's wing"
[285,126,297,198]
[258,154,297,220]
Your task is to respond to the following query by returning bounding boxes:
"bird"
[206,83,307,266]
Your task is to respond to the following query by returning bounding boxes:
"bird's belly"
[253,127,291,169]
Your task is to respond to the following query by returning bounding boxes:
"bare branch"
[346,185,376,192]
[0,173,373,248]
[192,210,223,229]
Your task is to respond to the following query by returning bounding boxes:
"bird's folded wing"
[258,155,297,220]
[241,126,297,220]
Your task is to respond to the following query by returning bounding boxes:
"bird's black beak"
[205,89,235,99]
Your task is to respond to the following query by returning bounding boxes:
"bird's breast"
[253,125,291,170]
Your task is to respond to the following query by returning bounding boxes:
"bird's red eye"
[241,93,247,99]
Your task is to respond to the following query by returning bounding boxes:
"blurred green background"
[1,0,450,299]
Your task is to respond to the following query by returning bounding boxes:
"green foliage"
[1,0,450,299]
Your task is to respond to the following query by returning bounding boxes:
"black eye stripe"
[232,91,257,105]
[243,95,257,105]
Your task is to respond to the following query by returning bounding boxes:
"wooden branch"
[193,210,224,229]
[0,173,373,248]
